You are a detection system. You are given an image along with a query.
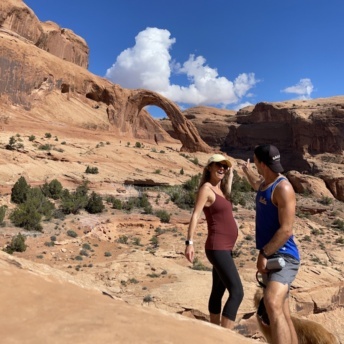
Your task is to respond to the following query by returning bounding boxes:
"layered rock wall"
[1,0,89,68]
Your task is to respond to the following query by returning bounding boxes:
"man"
[242,144,300,344]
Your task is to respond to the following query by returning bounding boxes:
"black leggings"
[205,249,244,321]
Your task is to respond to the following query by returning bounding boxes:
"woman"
[185,154,244,329]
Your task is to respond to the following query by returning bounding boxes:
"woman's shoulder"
[200,183,215,196]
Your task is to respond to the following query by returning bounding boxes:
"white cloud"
[233,101,254,111]
[105,27,257,107]
[282,78,314,99]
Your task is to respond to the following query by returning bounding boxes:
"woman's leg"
[207,250,244,324]
[207,260,226,324]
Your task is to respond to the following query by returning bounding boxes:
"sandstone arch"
[107,89,212,153]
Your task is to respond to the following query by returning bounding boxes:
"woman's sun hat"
[206,154,232,167]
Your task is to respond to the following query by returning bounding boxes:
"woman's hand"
[185,245,195,263]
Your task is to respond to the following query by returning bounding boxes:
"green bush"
[117,235,128,244]
[0,205,7,224]
[3,233,27,254]
[155,209,170,223]
[333,219,344,231]
[192,257,211,271]
[41,179,63,199]
[112,198,122,210]
[11,176,30,204]
[318,196,333,205]
[67,230,78,238]
[5,136,18,150]
[60,182,89,214]
[85,192,104,214]
[39,144,52,150]
[10,202,43,231]
[85,166,99,174]
[45,133,52,138]
[29,135,36,141]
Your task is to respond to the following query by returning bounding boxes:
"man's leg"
[264,281,292,344]
[283,298,298,344]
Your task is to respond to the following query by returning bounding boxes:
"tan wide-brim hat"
[206,154,232,167]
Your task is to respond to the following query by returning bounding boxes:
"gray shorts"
[262,254,300,289]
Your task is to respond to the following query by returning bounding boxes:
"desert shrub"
[303,235,311,242]
[67,230,78,238]
[132,237,141,246]
[52,209,66,220]
[122,194,151,212]
[192,257,211,271]
[39,144,52,150]
[82,243,91,250]
[60,182,89,214]
[28,135,36,141]
[3,233,27,254]
[143,295,153,303]
[335,237,344,244]
[143,204,153,214]
[111,198,122,210]
[45,133,52,138]
[180,168,184,175]
[11,176,30,204]
[318,196,333,205]
[104,251,112,257]
[85,166,99,174]
[27,187,55,218]
[117,235,128,244]
[155,209,170,223]
[230,171,254,206]
[150,236,159,248]
[165,173,201,210]
[5,136,17,150]
[154,169,161,174]
[135,142,142,148]
[0,205,7,224]
[85,192,104,214]
[190,157,199,165]
[80,249,89,257]
[41,179,63,199]
[9,188,52,232]
[333,219,344,231]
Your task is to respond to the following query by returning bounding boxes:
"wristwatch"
[259,248,269,258]
[185,240,193,246]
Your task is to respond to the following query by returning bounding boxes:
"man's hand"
[257,253,268,273]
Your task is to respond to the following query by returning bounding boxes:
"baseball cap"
[206,154,232,168]
[254,145,284,173]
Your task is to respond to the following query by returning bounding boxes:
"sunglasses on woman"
[214,162,229,170]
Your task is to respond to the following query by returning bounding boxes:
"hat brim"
[269,162,284,173]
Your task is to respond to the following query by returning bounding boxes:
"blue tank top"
[256,176,300,260]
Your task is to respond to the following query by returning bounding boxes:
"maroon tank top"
[204,192,238,250]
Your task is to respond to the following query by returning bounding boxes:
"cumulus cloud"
[281,78,314,99]
[105,27,257,107]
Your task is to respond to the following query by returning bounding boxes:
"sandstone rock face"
[227,100,344,158]
[1,0,89,68]
[287,171,335,199]
[0,13,210,153]
[37,21,89,69]
[160,106,236,148]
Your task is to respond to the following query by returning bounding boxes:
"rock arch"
[107,89,212,153]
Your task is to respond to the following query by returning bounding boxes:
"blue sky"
[24,0,344,118]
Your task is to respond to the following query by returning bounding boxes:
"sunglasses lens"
[215,162,228,170]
